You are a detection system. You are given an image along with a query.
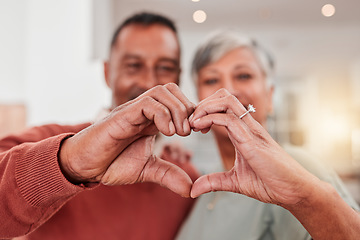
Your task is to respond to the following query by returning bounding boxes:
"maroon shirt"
[0,123,197,240]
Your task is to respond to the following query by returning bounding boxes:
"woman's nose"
[223,78,236,95]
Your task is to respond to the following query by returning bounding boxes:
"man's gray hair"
[191,29,275,87]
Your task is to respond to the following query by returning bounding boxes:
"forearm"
[0,134,87,238]
[286,181,360,240]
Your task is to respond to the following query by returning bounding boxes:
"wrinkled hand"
[189,89,320,206]
[101,135,193,197]
[59,83,195,197]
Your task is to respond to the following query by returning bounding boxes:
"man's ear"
[176,67,182,86]
[104,61,111,88]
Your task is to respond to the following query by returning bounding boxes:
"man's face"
[197,47,274,127]
[104,24,181,108]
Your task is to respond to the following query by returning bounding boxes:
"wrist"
[58,136,86,184]
[283,180,360,239]
[284,177,330,212]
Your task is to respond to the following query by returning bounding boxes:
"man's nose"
[139,68,158,90]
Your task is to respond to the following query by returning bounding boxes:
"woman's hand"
[189,88,321,206]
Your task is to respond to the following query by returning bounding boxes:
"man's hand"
[101,135,193,197]
[59,83,195,197]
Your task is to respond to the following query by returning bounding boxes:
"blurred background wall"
[1,0,360,200]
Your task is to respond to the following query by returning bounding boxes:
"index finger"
[164,83,196,116]
[143,83,195,136]
[190,94,247,126]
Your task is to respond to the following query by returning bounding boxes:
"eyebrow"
[202,68,218,74]
[122,54,141,61]
[157,58,179,66]
[233,64,249,70]
[122,54,178,65]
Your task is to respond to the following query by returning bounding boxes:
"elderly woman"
[177,30,360,239]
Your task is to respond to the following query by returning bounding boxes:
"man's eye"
[203,78,218,85]
[126,63,142,69]
[235,73,251,80]
[157,65,177,73]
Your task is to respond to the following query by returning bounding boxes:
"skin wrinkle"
[155,93,186,135]
[107,117,130,141]
[67,131,110,183]
[236,156,251,195]
[226,95,240,111]
[166,83,196,115]
[141,97,157,122]
[239,153,266,201]
[136,153,153,184]
[59,140,85,183]
[101,120,141,173]
[238,147,273,202]
[163,84,194,135]
[159,164,171,188]
[207,174,214,192]
[105,139,143,184]
[141,98,172,136]
[259,179,273,204]
[152,158,162,183]
[228,171,238,192]
[103,107,142,141]
[218,173,224,191]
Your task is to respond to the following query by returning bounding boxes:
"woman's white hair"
[191,29,275,87]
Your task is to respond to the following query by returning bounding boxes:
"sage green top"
[176,145,359,240]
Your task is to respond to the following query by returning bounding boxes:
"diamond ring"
[239,104,256,119]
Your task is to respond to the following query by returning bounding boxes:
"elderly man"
[0,12,198,240]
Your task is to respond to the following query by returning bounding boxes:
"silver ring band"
[239,104,256,119]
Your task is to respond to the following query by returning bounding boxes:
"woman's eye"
[235,73,252,80]
[203,78,218,85]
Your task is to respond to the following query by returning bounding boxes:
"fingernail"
[193,118,201,125]
[189,114,194,122]
[169,122,175,135]
[183,119,190,134]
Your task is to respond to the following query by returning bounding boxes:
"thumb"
[142,155,193,198]
[190,171,236,198]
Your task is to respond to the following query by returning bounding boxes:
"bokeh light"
[322,4,336,17]
[193,10,207,23]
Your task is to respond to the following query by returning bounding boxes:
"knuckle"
[149,85,164,95]
[229,113,238,121]
[156,104,171,118]
[226,94,239,103]
[138,96,154,105]
[185,102,196,113]
[218,88,230,95]
[177,103,187,114]
[165,82,178,90]
[153,85,163,93]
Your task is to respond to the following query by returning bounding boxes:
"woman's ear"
[267,85,275,114]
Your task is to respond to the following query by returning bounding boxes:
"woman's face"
[197,47,274,131]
